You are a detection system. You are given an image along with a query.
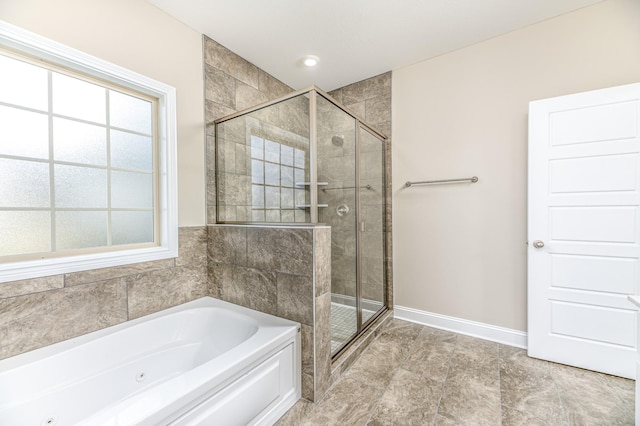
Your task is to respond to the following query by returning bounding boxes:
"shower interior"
[214,87,387,357]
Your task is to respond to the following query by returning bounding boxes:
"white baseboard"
[394,305,527,349]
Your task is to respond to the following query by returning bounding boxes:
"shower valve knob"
[336,204,350,217]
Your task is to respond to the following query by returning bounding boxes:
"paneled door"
[528,82,640,379]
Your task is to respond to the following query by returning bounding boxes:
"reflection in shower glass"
[251,137,305,221]
[216,94,310,223]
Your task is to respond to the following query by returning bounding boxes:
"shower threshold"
[330,295,384,354]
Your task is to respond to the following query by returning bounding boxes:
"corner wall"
[392,0,640,332]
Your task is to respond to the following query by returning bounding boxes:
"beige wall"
[0,0,205,226]
[392,0,640,331]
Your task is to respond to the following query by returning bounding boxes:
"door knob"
[533,240,544,248]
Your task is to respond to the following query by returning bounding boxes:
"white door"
[528,82,640,379]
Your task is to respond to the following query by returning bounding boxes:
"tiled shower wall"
[216,97,311,223]
[329,74,393,307]
[204,35,294,224]
[0,227,208,359]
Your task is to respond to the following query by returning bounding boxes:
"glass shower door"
[358,126,386,325]
[316,96,359,355]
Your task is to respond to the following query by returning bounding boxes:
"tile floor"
[277,318,635,425]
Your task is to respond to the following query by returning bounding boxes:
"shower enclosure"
[214,87,387,357]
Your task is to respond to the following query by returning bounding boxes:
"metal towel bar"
[405,176,478,187]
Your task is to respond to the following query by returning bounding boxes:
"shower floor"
[330,302,376,354]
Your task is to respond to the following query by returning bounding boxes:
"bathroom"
[0,0,639,424]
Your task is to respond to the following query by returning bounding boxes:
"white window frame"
[0,21,178,283]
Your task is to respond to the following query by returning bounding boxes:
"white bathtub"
[0,297,301,426]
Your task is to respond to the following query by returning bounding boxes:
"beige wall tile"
[127,265,207,320]
[64,259,175,287]
[0,279,127,359]
[0,275,64,299]
[276,272,313,325]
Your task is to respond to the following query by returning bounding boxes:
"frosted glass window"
[281,210,294,222]
[0,106,49,159]
[281,145,294,166]
[295,209,306,222]
[0,211,51,256]
[281,166,294,187]
[251,160,264,184]
[251,136,263,159]
[252,185,264,208]
[0,54,48,111]
[295,189,306,206]
[266,210,280,222]
[109,90,152,135]
[52,73,106,124]
[53,118,107,166]
[0,158,50,208]
[110,130,153,171]
[111,211,153,245]
[0,26,175,283]
[294,168,306,185]
[281,188,294,209]
[56,211,107,250]
[265,140,280,163]
[265,162,280,186]
[265,187,280,208]
[111,170,153,209]
[295,149,305,168]
[55,165,107,208]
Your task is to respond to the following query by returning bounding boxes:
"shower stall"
[214,87,387,357]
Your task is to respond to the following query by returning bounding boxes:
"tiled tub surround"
[0,226,207,360]
[208,224,332,402]
[0,297,300,425]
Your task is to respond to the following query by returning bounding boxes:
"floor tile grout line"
[603,374,636,419]
[431,331,458,426]
[363,359,404,425]
[497,344,503,426]
[363,324,425,425]
[546,359,571,425]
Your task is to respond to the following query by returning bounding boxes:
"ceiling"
[148,0,603,92]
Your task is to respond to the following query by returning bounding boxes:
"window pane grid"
[0,50,157,258]
[249,136,305,222]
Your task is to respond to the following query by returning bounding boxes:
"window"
[250,135,307,222]
[0,21,177,283]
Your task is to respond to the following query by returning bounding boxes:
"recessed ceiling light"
[302,55,319,67]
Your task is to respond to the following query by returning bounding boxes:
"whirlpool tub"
[0,297,301,425]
